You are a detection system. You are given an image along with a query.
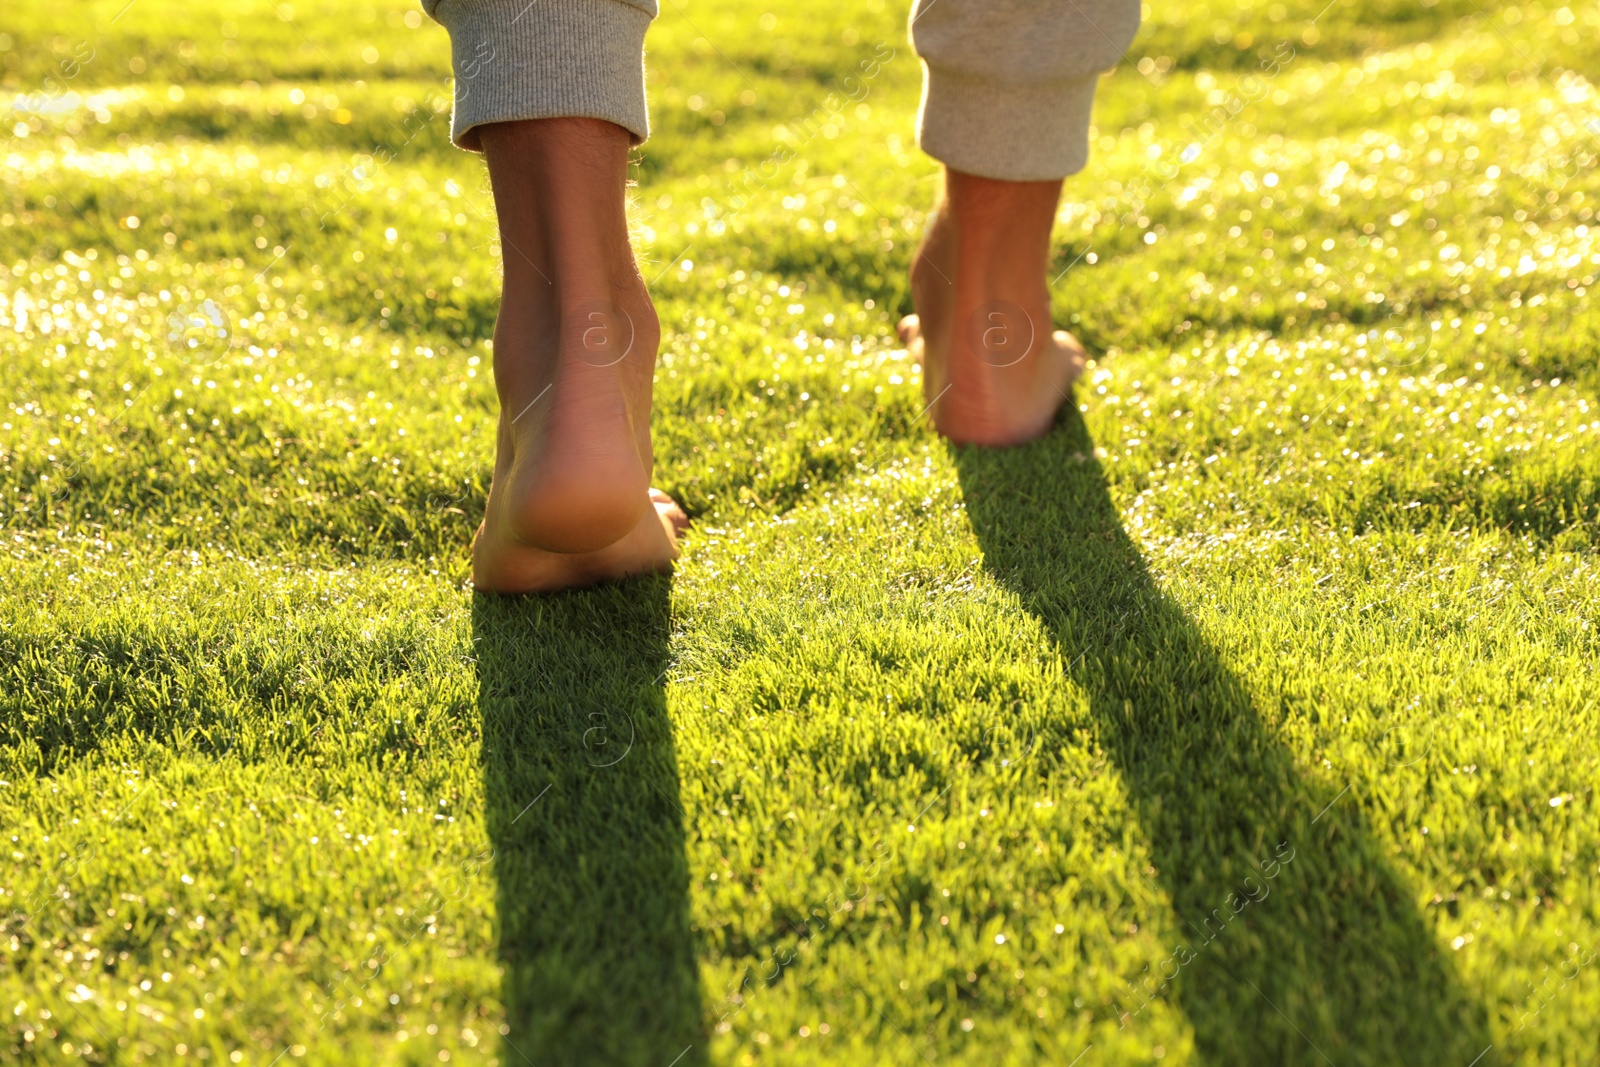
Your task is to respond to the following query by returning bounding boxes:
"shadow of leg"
[472,578,707,1065]
[955,411,1490,1065]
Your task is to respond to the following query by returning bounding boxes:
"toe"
[1054,329,1086,356]
[649,488,690,536]
[897,313,921,345]
[660,505,690,537]
[1053,330,1089,390]
[649,507,686,561]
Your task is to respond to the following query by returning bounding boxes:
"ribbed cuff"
[917,65,1101,182]
[432,0,654,152]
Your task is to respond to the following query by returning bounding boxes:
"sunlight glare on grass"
[1,0,1598,1065]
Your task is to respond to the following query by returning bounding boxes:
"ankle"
[941,167,1060,299]
[481,116,647,370]
[554,281,659,385]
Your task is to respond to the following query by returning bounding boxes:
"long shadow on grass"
[472,580,707,1066]
[956,411,1489,1066]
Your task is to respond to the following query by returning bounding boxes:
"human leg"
[901,0,1141,445]
[422,0,683,592]
[470,117,686,593]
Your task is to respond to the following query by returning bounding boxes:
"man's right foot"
[898,314,1086,447]
[898,169,1087,447]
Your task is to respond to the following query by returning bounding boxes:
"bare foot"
[468,117,687,593]
[899,314,1086,446]
[898,169,1087,447]
[473,488,688,594]
[486,290,661,557]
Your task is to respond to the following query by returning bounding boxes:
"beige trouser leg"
[424,0,1141,176]
[910,0,1141,180]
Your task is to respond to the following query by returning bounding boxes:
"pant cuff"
[917,65,1101,182]
[432,0,653,152]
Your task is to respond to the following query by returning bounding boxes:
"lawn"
[2,0,1598,1063]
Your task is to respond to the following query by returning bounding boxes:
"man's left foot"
[473,487,688,594]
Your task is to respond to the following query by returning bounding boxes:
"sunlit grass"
[2,0,1598,1065]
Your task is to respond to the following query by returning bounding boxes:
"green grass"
[2,0,1599,1064]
